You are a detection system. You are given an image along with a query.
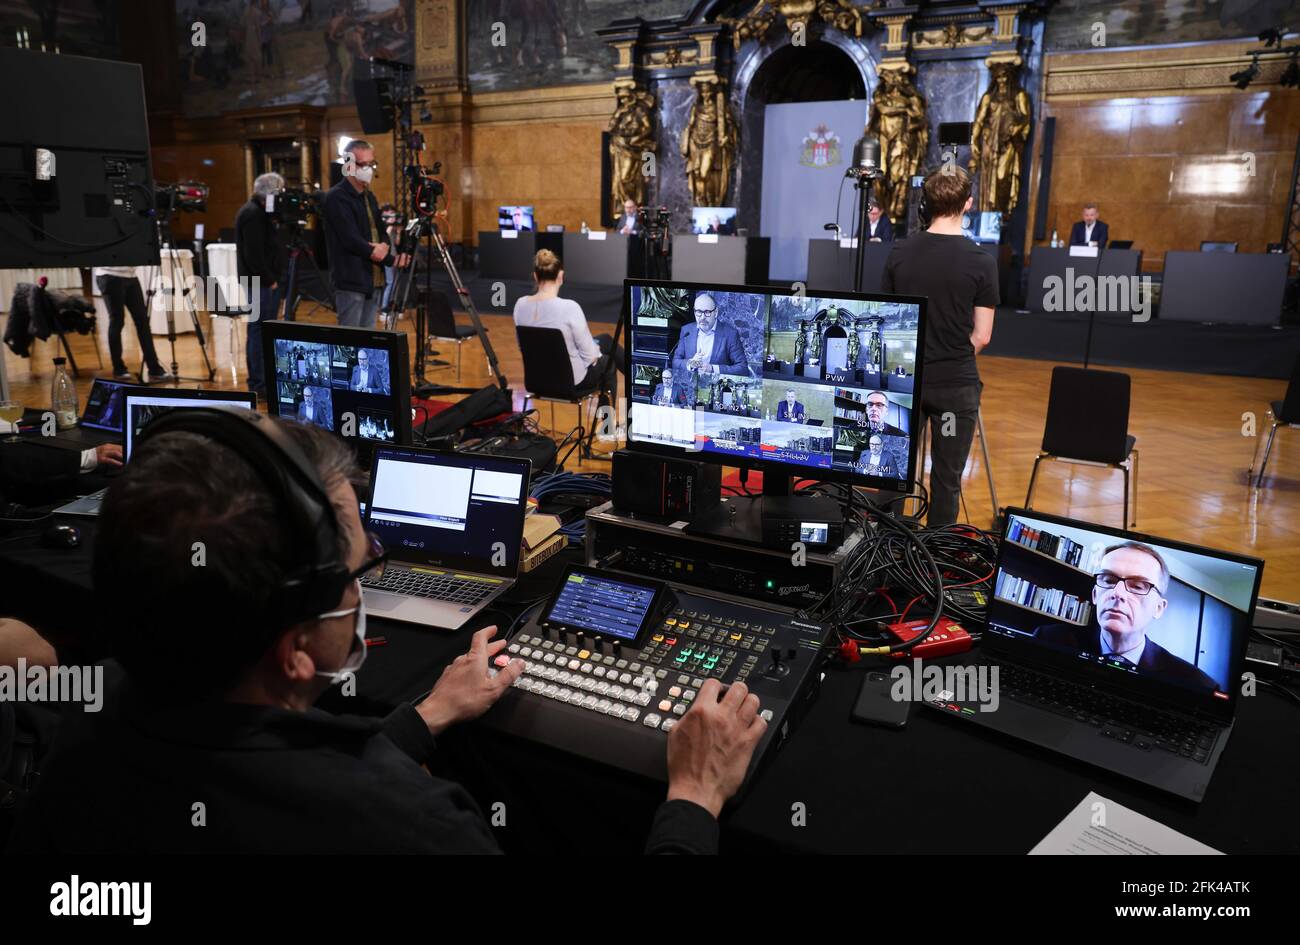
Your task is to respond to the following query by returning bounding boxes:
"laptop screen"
[987,510,1262,719]
[123,390,257,460]
[81,379,128,432]
[365,447,530,577]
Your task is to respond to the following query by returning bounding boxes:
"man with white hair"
[235,172,289,399]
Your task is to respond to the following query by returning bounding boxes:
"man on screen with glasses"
[672,293,750,378]
[1034,542,1218,693]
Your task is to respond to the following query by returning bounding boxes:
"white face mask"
[314,582,367,684]
[351,165,374,185]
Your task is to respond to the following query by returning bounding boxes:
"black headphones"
[916,183,930,228]
[135,407,352,629]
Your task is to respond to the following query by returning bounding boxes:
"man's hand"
[666,679,766,818]
[415,626,523,737]
[370,242,390,262]
[395,252,411,269]
[95,443,124,468]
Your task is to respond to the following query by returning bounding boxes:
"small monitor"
[987,509,1262,721]
[540,565,668,645]
[499,205,535,231]
[690,207,737,236]
[80,378,130,432]
[123,387,257,460]
[963,211,1001,244]
[1108,239,1134,250]
[1200,241,1238,253]
[261,320,412,460]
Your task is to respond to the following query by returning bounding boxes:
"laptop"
[47,378,129,448]
[361,446,531,630]
[53,388,257,517]
[924,508,1263,802]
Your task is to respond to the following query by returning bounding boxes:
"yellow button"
[577,649,590,660]
[652,634,664,643]
[666,618,678,626]
[730,632,742,641]
[679,622,690,630]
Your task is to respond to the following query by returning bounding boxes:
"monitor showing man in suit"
[1069,202,1109,250]
[296,385,334,431]
[776,387,806,423]
[862,390,906,437]
[348,347,390,394]
[651,367,687,407]
[671,292,753,377]
[1033,542,1218,693]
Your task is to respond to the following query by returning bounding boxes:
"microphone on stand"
[848,135,882,180]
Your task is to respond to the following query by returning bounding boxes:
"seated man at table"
[1068,202,1108,250]
[9,417,765,853]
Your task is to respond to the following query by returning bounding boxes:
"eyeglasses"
[1094,571,1164,597]
[866,401,887,409]
[694,308,716,316]
[349,530,389,583]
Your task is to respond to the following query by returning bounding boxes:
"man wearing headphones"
[882,166,997,526]
[10,415,763,853]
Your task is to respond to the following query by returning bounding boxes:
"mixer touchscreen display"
[543,568,663,642]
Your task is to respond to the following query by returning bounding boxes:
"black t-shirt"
[882,232,1000,388]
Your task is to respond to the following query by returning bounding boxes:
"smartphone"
[851,671,909,729]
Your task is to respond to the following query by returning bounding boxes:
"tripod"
[848,172,881,293]
[280,224,333,322]
[140,214,214,384]
[386,213,507,393]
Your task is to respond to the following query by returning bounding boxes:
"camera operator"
[379,203,402,313]
[8,417,764,853]
[882,166,997,526]
[235,172,289,400]
[321,140,409,328]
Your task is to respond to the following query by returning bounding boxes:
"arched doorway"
[734,40,871,280]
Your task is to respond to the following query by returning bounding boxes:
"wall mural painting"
[466,0,690,92]
[175,0,413,116]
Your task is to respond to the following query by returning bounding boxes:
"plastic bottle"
[51,357,78,430]
[1050,228,1059,248]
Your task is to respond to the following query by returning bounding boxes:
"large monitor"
[0,48,158,268]
[260,320,411,457]
[498,205,535,231]
[988,509,1262,721]
[625,280,926,492]
[123,387,257,459]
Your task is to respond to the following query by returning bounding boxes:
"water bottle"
[1050,228,1059,248]
[580,220,589,234]
[51,357,78,430]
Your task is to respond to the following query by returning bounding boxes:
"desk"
[805,239,891,293]
[1160,251,1288,326]
[561,232,630,285]
[4,522,1297,854]
[478,231,538,281]
[671,235,770,284]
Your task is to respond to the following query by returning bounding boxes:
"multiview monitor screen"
[498,205,535,231]
[690,207,737,235]
[261,320,411,457]
[625,280,927,492]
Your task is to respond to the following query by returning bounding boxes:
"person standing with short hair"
[882,166,998,526]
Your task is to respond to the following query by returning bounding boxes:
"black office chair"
[515,325,605,459]
[1024,366,1139,528]
[1249,353,1300,487]
[424,289,486,381]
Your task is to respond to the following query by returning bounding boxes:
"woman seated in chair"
[512,249,624,393]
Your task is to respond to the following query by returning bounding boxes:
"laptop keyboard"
[362,566,498,606]
[999,664,1219,764]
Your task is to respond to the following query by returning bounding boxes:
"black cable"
[1258,677,1300,708]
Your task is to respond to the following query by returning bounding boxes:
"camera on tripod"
[637,205,671,238]
[154,181,209,214]
[274,186,321,226]
[406,162,444,217]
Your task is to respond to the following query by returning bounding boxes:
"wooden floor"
[5,305,1298,600]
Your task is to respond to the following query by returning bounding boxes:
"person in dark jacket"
[321,140,409,328]
[235,172,289,399]
[9,419,764,853]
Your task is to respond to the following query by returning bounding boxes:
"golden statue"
[607,83,657,218]
[681,77,738,208]
[866,65,928,224]
[719,0,869,48]
[969,61,1032,215]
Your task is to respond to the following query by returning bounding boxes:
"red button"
[493,654,510,668]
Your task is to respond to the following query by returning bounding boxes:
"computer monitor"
[625,279,927,494]
[498,205,535,231]
[80,378,130,432]
[1200,241,1238,253]
[988,509,1262,721]
[690,207,737,236]
[260,320,411,459]
[122,387,257,460]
